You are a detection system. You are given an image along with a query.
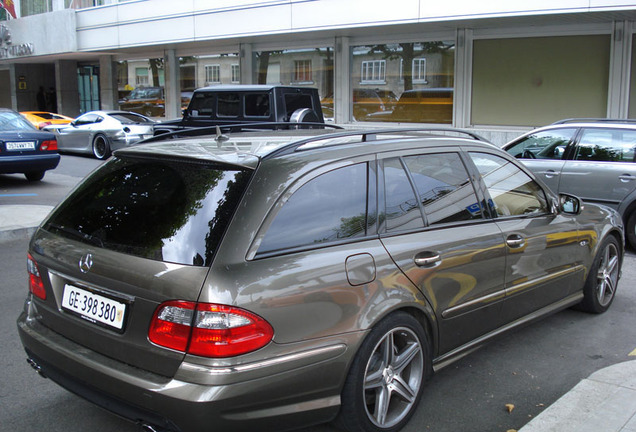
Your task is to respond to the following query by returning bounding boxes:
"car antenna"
[215,126,229,147]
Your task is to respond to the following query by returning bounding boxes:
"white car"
[45,110,154,159]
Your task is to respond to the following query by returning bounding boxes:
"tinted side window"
[404,153,483,225]
[575,128,636,162]
[218,93,240,117]
[258,164,368,254]
[506,128,577,160]
[384,158,424,232]
[470,152,548,217]
[188,93,215,116]
[245,93,271,117]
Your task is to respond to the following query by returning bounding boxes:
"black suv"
[154,85,325,135]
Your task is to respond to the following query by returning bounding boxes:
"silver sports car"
[44,110,154,159]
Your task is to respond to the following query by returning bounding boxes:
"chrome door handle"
[414,252,441,267]
[506,234,525,248]
[619,174,636,183]
[544,170,559,179]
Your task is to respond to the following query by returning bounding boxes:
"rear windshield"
[43,157,252,266]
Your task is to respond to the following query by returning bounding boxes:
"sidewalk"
[0,204,53,242]
[519,360,636,432]
[1,205,636,432]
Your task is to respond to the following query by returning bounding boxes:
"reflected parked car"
[502,119,636,249]
[44,111,154,160]
[18,126,623,432]
[20,111,74,129]
[366,88,454,124]
[119,87,192,117]
[0,108,59,181]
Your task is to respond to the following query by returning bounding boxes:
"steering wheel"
[522,149,537,159]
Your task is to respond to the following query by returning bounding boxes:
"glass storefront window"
[253,47,334,120]
[116,54,238,118]
[351,41,455,123]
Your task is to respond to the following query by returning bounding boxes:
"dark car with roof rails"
[153,84,325,135]
[18,123,623,432]
[503,118,636,249]
[0,108,60,181]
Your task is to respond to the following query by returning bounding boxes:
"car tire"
[577,236,621,314]
[92,134,111,160]
[626,210,636,251]
[335,312,431,432]
[24,171,45,182]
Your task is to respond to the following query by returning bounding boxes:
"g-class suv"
[153,85,324,135]
[18,125,623,432]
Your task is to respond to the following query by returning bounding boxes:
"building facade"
[1,0,636,144]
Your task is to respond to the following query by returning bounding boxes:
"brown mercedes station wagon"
[18,126,623,432]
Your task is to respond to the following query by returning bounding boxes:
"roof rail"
[140,122,344,144]
[263,127,491,159]
[552,118,636,125]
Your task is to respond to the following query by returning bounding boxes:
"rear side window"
[258,163,368,254]
[245,93,271,117]
[505,128,576,160]
[43,157,251,266]
[218,93,240,117]
[404,153,483,224]
[575,128,636,162]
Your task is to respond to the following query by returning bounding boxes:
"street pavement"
[1,197,635,432]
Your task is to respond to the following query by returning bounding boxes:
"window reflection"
[470,153,548,217]
[351,41,455,123]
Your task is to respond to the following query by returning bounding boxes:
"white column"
[334,36,351,124]
[164,49,181,119]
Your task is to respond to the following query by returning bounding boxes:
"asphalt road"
[1,154,635,432]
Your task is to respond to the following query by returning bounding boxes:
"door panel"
[381,225,507,355]
[495,216,584,322]
[468,151,584,323]
[379,151,507,355]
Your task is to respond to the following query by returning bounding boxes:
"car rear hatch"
[29,149,256,377]
[0,130,56,155]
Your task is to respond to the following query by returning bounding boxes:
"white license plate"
[61,284,126,330]
[6,141,36,151]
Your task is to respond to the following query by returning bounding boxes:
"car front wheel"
[92,134,111,160]
[336,312,431,432]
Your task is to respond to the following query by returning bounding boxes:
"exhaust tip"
[26,357,47,378]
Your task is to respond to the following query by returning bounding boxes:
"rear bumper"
[0,153,60,174]
[17,300,356,432]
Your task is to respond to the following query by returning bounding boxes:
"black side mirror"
[560,194,582,215]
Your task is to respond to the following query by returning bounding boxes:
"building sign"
[0,24,35,59]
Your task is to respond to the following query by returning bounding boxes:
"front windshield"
[0,111,37,131]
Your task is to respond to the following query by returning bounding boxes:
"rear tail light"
[40,140,58,151]
[27,254,46,300]
[149,301,274,358]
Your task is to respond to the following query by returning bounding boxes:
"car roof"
[117,127,495,169]
[194,84,316,93]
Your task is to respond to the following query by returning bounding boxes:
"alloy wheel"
[363,326,424,429]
